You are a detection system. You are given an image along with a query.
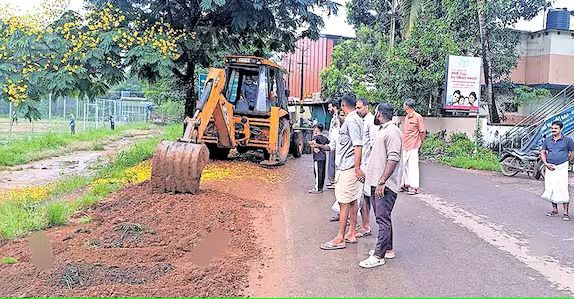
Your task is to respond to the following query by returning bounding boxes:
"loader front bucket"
[151,141,210,194]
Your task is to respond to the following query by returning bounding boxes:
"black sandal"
[563,214,570,221]
[546,211,559,217]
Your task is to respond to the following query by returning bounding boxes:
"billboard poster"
[444,55,481,111]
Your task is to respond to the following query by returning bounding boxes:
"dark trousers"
[314,160,326,191]
[371,186,398,258]
[327,150,336,184]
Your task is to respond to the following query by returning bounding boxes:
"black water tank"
[546,8,570,30]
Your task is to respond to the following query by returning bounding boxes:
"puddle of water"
[189,228,231,267]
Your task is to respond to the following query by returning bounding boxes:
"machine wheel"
[290,130,303,158]
[302,130,312,154]
[206,143,230,160]
[237,146,248,154]
[500,156,520,177]
[277,118,291,164]
[263,150,270,160]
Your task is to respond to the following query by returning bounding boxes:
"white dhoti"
[331,169,363,216]
[542,162,570,204]
[401,149,420,189]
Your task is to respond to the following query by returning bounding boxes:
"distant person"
[309,124,330,194]
[359,102,402,269]
[11,111,18,124]
[541,120,574,221]
[326,99,341,191]
[400,99,425,195]
[241,75,258,110]
[330,109,348,222]
[69,114,76,135]
[355,98,379,238]
[109,115,115,130]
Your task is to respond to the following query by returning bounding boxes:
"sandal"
[359,255,385,268]
[407,189,418,195]
[546,211,559,217]
[563,214,570,221]
[329,214,340,222]
[345,238,358,244]
[356,229,372,238]
[320,241,346,250]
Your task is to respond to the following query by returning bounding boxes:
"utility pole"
[296,43,308,127]
[389,0,398,48]
[297,45,308,102]
[287,55,292,89]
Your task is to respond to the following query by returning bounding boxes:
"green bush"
[422,132,500,171]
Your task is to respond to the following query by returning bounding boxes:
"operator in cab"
[240,75,258,111]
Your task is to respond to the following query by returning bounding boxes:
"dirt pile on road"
[0,182,262,297]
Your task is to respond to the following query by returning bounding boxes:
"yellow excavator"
[151,55,304,194]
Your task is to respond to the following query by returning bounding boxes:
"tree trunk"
[476,0,500,123]
[184,63,197,118]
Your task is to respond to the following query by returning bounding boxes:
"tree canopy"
[327,0,549,121]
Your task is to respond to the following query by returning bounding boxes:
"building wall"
[510,30,574,86]
[279,36,339,100]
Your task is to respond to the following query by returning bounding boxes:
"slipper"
[344,237,358,244]
[320,241,346,250]
[359,255,385,268]
[330,215,340,222]
[546,211,559,217]
[356,229,372,238]
[563,214,570,221]
[407,190,418,195]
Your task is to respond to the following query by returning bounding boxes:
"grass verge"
[422,132,500,171]
[0,122,154,167]
[0,257,17,264]
[0,123,182,240]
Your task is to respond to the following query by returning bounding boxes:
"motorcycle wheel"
[500,156,520,177]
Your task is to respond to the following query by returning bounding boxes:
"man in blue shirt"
[541,120,574,221]
[241,76,258,110]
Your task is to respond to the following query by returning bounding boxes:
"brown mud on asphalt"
[0,157,293,297]
[0,130,158,191]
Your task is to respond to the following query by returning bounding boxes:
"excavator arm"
[181,68,235,147]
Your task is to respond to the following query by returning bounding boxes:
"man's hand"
[355,168,365,183]
[313,148,320,154]
[546,163,556,171]
[375,184,385,197]
[309,140,317,148]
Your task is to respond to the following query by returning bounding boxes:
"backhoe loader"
[151,56,304,194]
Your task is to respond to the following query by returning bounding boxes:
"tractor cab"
[223,56,289,117]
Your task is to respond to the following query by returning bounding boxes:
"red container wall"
[280,36,336,100]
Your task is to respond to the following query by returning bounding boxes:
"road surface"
[271,156,574,297]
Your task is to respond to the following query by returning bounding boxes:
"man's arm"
[349,120,364,178]
[418,114,426,145]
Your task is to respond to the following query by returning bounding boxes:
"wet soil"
[0,180,266,297]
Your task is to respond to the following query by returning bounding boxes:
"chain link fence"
[0,93,153,137]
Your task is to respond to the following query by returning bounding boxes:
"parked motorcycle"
[500,149,545,179]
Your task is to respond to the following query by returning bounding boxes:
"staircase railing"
[495,83,574,151]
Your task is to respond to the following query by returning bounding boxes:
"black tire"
[237,146,248,154]
[206,143,230,160]
[277,118,291,164]
[263,150,270,160]
[290,130,303,158]
[500,156,520,177]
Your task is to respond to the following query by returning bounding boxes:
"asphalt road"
[279,156,574,297]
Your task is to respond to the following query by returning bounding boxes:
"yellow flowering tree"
[0,0,185,118]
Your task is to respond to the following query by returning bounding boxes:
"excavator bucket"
[150,141,210,194]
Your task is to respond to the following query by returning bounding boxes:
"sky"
[2,0,573,36]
